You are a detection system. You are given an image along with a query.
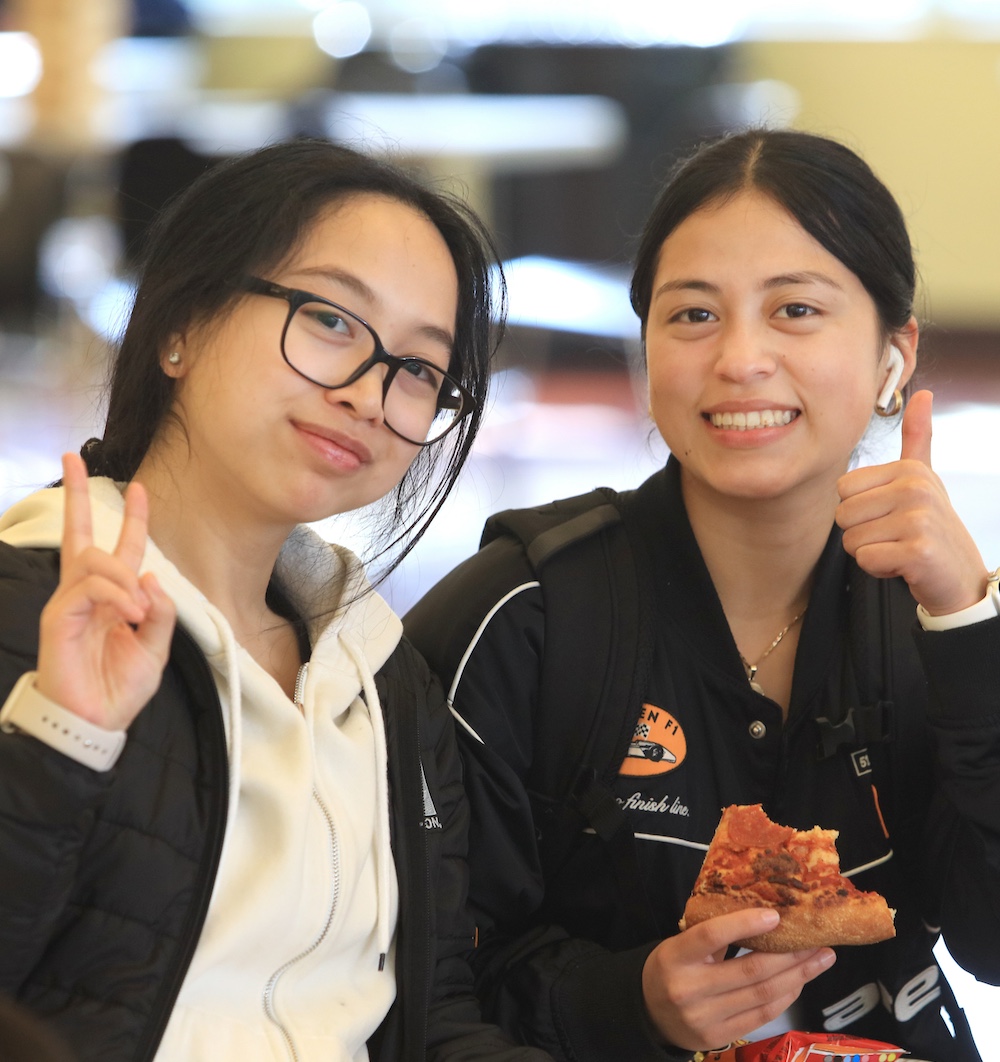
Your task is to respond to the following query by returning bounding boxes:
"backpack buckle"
[816,700,893,759]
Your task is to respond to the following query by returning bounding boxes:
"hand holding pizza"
[836,389,989,616]
[35,453,176,731]
[641,909,835,1052]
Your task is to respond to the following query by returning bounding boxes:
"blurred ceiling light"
[325,93,625,169]
[710,79,801,127]
[0,34,42,99]
[82,278,137,343]
[93,38,204,93]
[635,3,746,47]
[313,2,372,58]
[499,256,637,339]
[546,11,601,44]
[411,0,747,47]
[39,217,121,302]
[389,17,448,72]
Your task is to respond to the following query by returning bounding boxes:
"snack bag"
[694,1030,907,1061]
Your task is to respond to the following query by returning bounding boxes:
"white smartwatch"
[0,671,126,771]
[917,567,1000,631]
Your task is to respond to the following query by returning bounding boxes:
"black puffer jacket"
[0,543,550,1062]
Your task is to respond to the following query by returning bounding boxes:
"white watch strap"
[0,671,126,771]
[917,568,1000,631]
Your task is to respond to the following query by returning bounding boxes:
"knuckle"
[740,951,767,982]
[657,967,695,1008]
[749,973,776,1007]
[660,981,689,1009]
[756,992,795,1026]
[902,475,938,510]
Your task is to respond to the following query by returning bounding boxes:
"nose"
[713,324,778,384]
[326,360,386,424]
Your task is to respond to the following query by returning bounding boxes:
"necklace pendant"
[742,660,764,694]
[738,607,806,698]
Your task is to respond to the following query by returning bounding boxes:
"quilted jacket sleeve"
[0,545,119,992]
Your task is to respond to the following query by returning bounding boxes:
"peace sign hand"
[836,390,989,616]
[35,453,176,731]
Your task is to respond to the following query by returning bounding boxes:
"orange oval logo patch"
[619,703,687,776]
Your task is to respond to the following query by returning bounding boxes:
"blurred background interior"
[1,0,998,1046]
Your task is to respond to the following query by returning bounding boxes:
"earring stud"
[167,352,181,366]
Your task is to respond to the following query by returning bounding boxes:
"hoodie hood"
[0,479,401,678]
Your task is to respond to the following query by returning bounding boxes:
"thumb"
[900,389,933,466]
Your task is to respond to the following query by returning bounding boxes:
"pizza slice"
[680,803,896,952]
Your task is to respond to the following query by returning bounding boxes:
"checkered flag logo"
[621,704,687,776]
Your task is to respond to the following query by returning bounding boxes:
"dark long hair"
[630,129,915,343]
[84,138,504,574]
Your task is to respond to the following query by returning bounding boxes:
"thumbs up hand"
[836,390,990,616]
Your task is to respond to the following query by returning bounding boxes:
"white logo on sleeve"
[420,763,442,830]
[822,965,942,1031]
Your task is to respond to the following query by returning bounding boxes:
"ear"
[885,316,918,391]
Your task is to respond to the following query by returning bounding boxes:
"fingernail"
[760,909,781,928]
[818,949,836,968]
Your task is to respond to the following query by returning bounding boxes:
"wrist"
[0,672,126,771]
[917,568,1000,631]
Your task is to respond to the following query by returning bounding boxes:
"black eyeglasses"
[241,277,476,446]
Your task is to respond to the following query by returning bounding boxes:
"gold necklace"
[739,608,806,694]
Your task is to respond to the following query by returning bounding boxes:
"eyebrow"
[292,266,455,351]
[763,270,844,291]
[652,269,844,303]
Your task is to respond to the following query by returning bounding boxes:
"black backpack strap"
[485,489,658,940]
[816,569,895,759]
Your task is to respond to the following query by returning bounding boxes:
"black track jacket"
[406,459,1000,1062]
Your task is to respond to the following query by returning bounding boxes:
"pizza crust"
[682,890,896,952]
[680,804,896,953]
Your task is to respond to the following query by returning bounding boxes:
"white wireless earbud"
[876,345,905,413]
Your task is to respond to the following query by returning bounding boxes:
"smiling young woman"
[0,140,555,1062]
[406,129,1000,1062]
[644,190,910,512]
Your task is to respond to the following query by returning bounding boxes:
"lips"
[293,420,373,468]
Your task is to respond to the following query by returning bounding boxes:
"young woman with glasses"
[0,139,552,1062]
[406,129,1000,1061]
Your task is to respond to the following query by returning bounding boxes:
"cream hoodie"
[0,479,403,1062]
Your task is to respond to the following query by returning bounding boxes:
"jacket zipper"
[261,662,344,1062]
[396,685,429,1059]
[135,628,230,1061]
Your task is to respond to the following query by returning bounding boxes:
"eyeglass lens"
[286,300,464,444]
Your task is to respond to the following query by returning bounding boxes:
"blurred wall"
[742,36,1000,329]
